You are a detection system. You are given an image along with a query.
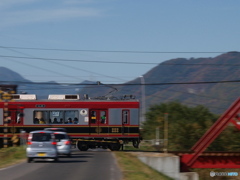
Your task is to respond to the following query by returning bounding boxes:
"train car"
[0,94,141,151]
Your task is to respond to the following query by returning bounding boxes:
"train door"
[7,109,23,125]
[122,110,130,135]
[89,109,108,135]
[7,109,23,145]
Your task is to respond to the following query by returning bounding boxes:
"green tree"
[142,101,218,151]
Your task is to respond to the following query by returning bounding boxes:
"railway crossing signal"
[0,89,15,148]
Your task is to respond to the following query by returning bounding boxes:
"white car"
[54,131,71,157]
[26,130,58,163]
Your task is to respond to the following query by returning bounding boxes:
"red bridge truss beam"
[181,97,240,169]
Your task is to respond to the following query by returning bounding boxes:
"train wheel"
[77,141,89,151]
[0,138,3,148]
[109,143,121,151]
[27,157,33,163]
[102,145,108,149]
[133,140,140,148]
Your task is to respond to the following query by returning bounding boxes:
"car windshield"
[32,133,52,141]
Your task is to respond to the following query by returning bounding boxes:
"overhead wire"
[0,45,238,54]
[0,49,86,82]
[1,52,240,67]
[1,79,239,86]
[1,54,240,66]
[0,47,128,82]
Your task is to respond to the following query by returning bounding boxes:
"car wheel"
[27,157,33,163]
[54,157,58,162]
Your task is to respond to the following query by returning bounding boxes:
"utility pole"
[140,76,146,126]
[163,113,169,153]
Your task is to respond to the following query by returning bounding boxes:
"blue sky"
[0,0,239,84]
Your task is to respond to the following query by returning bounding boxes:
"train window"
[33,110,79,124]
[64,110,79,124]
[50,111,64,124]
[100,111,107,124]
[16,112,23,124]
[90,111,96,124]
[122,110,130,124]
[33,111,49,124]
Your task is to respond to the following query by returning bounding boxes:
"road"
[0,149,122,180]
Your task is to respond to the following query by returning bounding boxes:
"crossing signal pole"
[0,87,16,148]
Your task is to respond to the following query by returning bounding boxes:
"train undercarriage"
[75,138,141,151]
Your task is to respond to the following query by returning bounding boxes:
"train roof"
[9,94,139,102]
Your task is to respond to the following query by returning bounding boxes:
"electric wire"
[0,46,238,54]
[1,79,239,86]
[0,48,127,82]
[2,54,240,66]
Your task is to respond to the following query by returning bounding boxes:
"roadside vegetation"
[114,151,173,180]
[0,146,26,169]
[142,101,240,151]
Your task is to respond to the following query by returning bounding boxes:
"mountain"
[0,67,30,82]
[79,52,240,114]
[0,67,88,99]
[1,52,240,114]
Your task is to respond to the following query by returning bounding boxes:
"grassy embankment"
[114,151,173,180]
[0,146,26,169]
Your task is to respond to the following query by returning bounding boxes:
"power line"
[1,79,240,86]
[2,54,240,66]
[0,46,238,54]
[0,54,158,64]
[112,80,240,86]
[0,48,127,82]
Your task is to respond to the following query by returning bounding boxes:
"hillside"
[80,52,240,114]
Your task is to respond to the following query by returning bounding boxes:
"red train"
[0,94,141,151]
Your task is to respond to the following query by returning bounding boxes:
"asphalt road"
[0,148,122,180]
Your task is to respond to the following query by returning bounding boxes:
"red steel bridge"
[178,97,240,171]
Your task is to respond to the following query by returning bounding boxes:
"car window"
[54,134,67,141]
[32,133,52,141]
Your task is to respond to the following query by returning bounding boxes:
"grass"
[114,151,173,180]
[0,146,26,169]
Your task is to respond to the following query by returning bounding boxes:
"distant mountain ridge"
[0,67,90,99]
[1,52,240,114]
[79,52,240,114]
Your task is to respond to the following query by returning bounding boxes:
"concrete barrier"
[179,172,199,180]
[135,152,199,180]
